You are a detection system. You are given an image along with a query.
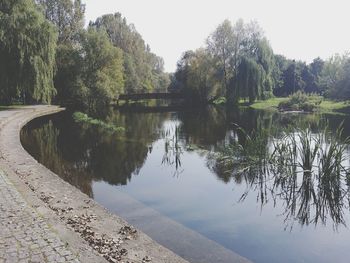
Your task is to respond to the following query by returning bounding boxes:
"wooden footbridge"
[117,92,184,103]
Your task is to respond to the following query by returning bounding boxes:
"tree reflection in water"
[21,110,169,194]
[21,121,95,197]
[208,124,350,230]
[21,106,350,232]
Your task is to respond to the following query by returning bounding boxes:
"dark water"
[21,107,350,263]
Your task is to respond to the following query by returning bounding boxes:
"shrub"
[278,91,322,112]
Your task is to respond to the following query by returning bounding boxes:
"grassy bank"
[248,97,350,112]
[247,98,287,110]
[318,100,350,112]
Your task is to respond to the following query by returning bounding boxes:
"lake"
[21,106,350,263]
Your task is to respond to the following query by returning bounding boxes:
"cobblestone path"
[0,170,80,263]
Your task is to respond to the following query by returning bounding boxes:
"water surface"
[21,107,350,263]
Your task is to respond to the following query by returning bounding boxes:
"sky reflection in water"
[21,107,350,263]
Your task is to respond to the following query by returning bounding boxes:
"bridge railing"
[118,93,184,101]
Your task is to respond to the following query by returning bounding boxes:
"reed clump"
[73,112,125,133]
[210,123,350,227]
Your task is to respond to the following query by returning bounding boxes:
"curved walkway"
[0,106,188,263]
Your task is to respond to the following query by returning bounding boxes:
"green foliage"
[173,19,276,105]
[319,100,350,112]
[173,19,350,105]
[53,28,125,108]
[1,1,167,109]
[53,44,84,104]
[236,57,264,103]
[0,0,57,104]
[272,56,326,97]
[90,13,169,94]
[81,28,124,107]
[249,97,350,112]
[73,111,125,133]
[206,19,235,92]
[211,127,270,176]
[321,53,350,100]
[37,0,85,45]
[211,124,350,218]
[278,91,322,112]
[175,49,219,104]
[271,125,350,181]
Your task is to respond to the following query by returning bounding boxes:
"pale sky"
[82,0,350,72]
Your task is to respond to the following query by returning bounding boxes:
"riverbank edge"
[0,106,189,263]
[248,97,350,112]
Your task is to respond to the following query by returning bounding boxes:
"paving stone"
[0,170,79,262]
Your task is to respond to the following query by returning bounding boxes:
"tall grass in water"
[271,125,350,227]
[209,123,350,228]
[271,124,350,179]
[211,126,270,176]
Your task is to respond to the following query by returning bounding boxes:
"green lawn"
[318,100,350,111]
[247,97,350,112]
[247,98,288,110]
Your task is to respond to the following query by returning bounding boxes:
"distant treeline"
[1,2,349,108]
[170,19,350,104]
[0,0,170,108]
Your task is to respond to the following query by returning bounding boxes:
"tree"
[173,19,274,105]
[0,0,57,104]
[37,0,85,44]
[90,13,168,94]
[301,64,316,93]
[81,28,124,108]
[321,53,350,99]
[310,57,324,80]
[236,57,264,103]
[53,43,84,104]
[36,0,86,104]
[185,49,218,104]
[171,51,195,93]
[207,20,235,96]
[171,49,219,104]
[272,55,289,96]
[274,60,305,96]
[254,38,275,99]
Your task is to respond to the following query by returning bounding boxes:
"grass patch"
[72,112,125,133]
[248,94,350,113]
[319,100,350,112]
[248,97,287,110]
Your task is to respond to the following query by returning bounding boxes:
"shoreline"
[0,105,188,263]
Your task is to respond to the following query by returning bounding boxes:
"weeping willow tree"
[236,57,264,103]
[234,38,275,103]
[0,0,57,104]
[256,38,275,99]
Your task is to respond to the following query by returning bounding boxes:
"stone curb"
[0,106,189,263]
